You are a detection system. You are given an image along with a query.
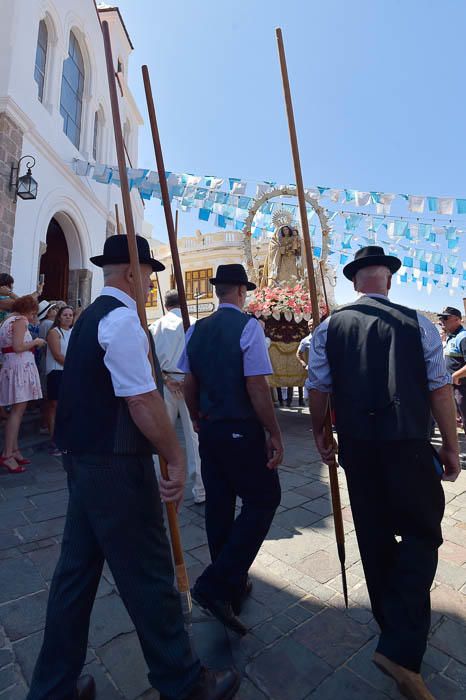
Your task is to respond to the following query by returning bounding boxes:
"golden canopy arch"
[242,185,333,301]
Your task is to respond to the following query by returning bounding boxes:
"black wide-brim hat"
[210,264,256,291]
[90,234,165,272]
[343,245,401,280]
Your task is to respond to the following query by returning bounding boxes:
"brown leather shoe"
[76,674,96,700]
[185,668,241,700]
[373,653,435,700]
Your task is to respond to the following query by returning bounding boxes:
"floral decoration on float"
[246,281,328,344]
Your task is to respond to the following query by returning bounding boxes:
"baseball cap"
[437,306,462,319]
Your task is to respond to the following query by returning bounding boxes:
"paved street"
[1,409,466,699]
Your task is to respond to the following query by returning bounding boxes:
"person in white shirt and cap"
[151,290,205,504]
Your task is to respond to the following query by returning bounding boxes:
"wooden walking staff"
[140,63,196,624]
[275,27,348,607]
[142,65,190,334]
[115,203,122,234]
[101,22,193,629]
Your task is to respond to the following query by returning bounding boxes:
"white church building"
[0,1,144,306]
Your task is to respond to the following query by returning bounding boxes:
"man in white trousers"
[151,290,205,504]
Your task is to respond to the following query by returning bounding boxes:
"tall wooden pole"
[101,21,193,630]
[142,65,190,333]
[319,260,329,313]
[275,27,348,607]
[115,203,121,234]
[175,208,179,239]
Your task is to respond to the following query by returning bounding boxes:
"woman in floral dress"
[0,295,46,473]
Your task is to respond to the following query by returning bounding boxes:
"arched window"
[34,20,48,102]
[60,31,85,149]
[92,111,99,161]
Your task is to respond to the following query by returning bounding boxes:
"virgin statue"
[260,211,304,287]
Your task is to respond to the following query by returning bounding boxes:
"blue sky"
[118,0,466,311]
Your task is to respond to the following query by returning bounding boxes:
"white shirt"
[150,308,196,380]
[98,286,156,397]
[46,327,72,374]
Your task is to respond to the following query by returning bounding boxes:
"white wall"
[0,0,144,296]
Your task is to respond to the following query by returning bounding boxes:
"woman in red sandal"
[0,295,46,472]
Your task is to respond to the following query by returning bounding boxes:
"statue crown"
[272,209,294,229]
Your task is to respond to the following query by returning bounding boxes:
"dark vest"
[326,295,431,440]
[55,295,153,455]
[187,307,256,422]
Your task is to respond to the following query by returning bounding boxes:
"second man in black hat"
[178,264,283,634]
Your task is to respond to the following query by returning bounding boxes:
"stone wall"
[0,113,23,274]
[68,268,93,309]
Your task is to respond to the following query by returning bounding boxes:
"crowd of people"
[0,273,79,472]
[1,237,464,700]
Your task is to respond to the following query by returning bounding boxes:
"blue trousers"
[196,420,281,602]
[27,454,201,700]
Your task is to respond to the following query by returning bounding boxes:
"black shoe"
[76,675,96,700]
[187,667,241,700]
[231,578,253,616]
[286,401,292,407]
[191,585,248,636]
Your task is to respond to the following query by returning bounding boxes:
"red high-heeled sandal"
[13,453,31,466]
[0,456,26,473]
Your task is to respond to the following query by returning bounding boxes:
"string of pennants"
[72,160,466,293]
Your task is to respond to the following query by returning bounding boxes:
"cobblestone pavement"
[1,409,466,699]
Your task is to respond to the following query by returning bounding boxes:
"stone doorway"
[39,217,69,302]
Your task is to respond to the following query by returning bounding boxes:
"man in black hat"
[179,264,283,634]
[438,306,466,438]
[307,246,460,700]
[27,236,240,700]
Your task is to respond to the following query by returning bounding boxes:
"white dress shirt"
[150,308,196,381]
[98,286,156,397]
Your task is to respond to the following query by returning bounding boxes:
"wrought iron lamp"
[10,155,38,201]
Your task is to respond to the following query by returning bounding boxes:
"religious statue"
[260,210,304,287]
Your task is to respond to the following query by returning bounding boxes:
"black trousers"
[338,438,445,672]
[196,420,281,602]
[27,454,200,700]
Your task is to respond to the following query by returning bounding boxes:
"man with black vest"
[179,264,283,634]
[307,246,460,700]
[27,236,239,700]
